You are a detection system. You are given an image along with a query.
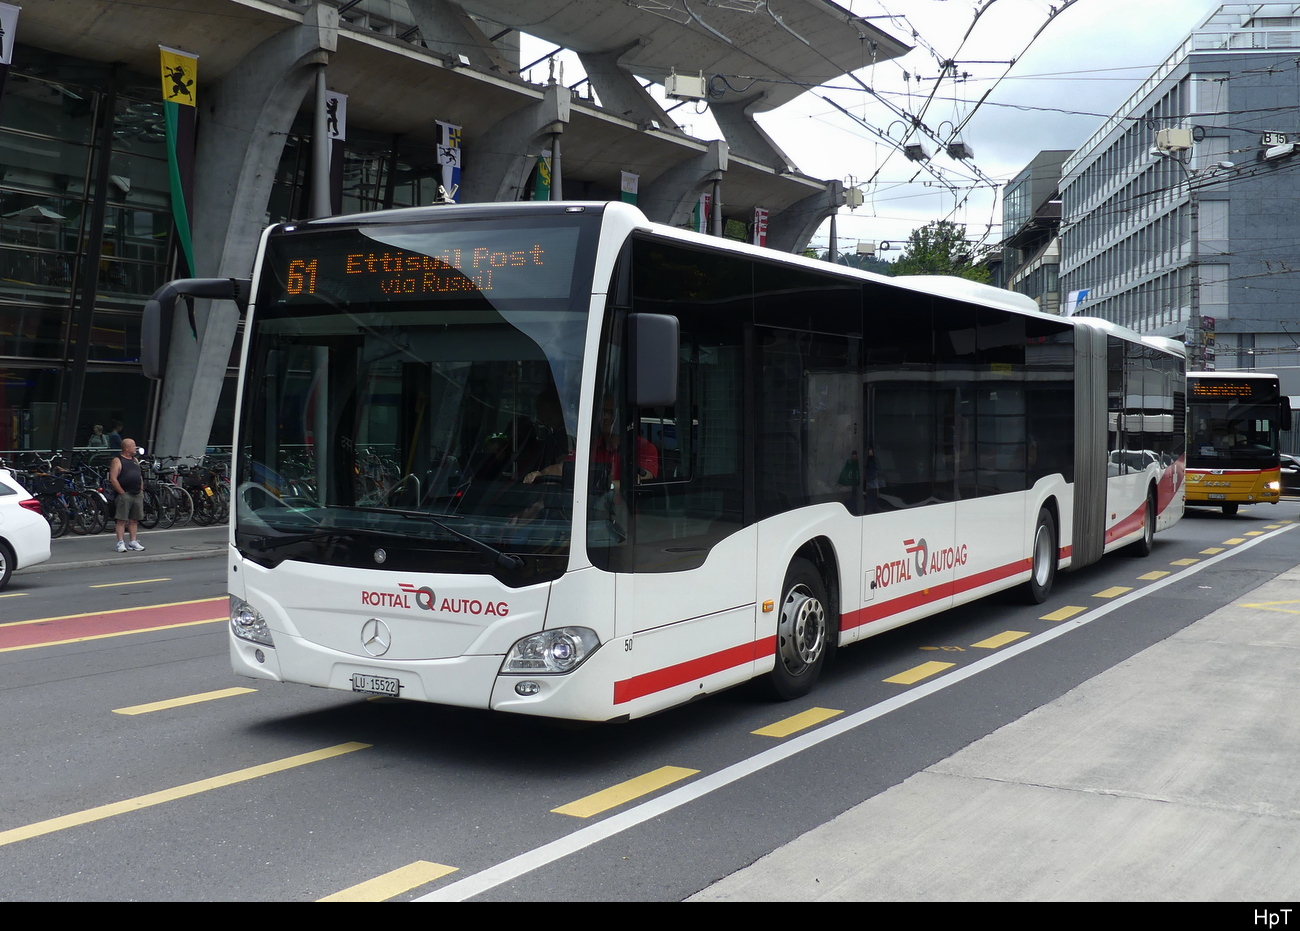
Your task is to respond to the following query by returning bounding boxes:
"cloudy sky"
[765,0,1222,254]
[528,0,1224,253]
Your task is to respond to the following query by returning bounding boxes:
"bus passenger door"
[856,382,958,638]
[602,350,758,714]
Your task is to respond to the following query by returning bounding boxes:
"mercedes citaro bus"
[142,202,1184,721]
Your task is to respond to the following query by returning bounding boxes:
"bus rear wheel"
[763,558,830,701]
[1127,491,1156,557]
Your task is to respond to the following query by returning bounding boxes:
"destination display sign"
[267,223,583,305]
[1190,380,1273,400]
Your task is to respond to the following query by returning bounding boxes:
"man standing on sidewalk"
[109,438,145,553]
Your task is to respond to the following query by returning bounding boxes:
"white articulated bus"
[143,202,1185,721]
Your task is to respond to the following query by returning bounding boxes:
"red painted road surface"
[0,598,226,651]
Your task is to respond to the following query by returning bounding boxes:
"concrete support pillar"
[155,3,338,458]
[407,0,512,73]
[766,180,842,255]
[550,129,563,200]
[710,92,798,173]
[459,81,571,203]
[639,139,728,230]
[576,42,679,132]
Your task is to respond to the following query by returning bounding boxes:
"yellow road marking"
[1093,586,1132,599]
[0,597,224,629]
[1201,548,1225,555]
[1170,558,1200,566]
[1041,606,1086,622]
[113,687,257,716]
[1223,538,1246,545]
[0,592,28,599]
[1265,525,1283,529]
[752,707,843,738]
[552,766,698,818]
[884,661,954,685]
[1244,531,1264,537]
[1241,600,1300,615]
[971,630,1029,650]
[0,617,224,654]
[318,861,458,902]
[90,578,171,589]
[1138,571,1170,581]
[0,742,369,849]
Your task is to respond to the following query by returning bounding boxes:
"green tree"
[892,220,990,283]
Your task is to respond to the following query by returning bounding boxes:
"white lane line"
[416,524,1296,902]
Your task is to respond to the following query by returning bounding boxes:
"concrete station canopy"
[18,1,913,237]
[457,0,911,110]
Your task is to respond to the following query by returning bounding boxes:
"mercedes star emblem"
[360,617,392,657]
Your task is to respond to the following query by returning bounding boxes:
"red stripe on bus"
[612,636,774,705]
[609,550,1073,705]
[614,555,1042,704]
[843,558,1031,632]
[1104,500,1147,545]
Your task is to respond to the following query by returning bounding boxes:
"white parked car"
[0,467,52,590]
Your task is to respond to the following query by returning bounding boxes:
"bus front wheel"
[763,558,830,701]
[1021,508,1058,604]
[1222,503,1239,517]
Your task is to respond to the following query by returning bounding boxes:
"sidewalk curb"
[16,547,226,574]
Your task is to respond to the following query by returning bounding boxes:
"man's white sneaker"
[116,541,127,553]
[127,541,145,552]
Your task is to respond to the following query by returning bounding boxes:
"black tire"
[69,493,97,535]
[1021,508,1058,603]
[41,498,68,539]
[763,557,832,701]
[191,489,214,525]
[1222,503,1239,517]
[140,489,160,529]
[0,540,14,591]
[1127,491,1156,557]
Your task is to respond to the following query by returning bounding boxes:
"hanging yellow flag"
[159,46,198,107]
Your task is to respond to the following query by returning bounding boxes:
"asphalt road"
[1,504,1296,901]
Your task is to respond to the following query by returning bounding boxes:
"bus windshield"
[1188,378,1284,468]
[234,213,599,581]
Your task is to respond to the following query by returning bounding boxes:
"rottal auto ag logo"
[875,537,969,590]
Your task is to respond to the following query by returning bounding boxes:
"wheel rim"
[1033,522,1053,587]
[1145,500,1155,546]
[778,584,826,676]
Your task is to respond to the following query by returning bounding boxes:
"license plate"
[351,673,400,696]
[1207,493,1226,500]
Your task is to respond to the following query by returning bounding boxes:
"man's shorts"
[115,491,144,522]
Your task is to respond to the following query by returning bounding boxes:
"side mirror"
[142,278,251,380]
[628,312,678,408]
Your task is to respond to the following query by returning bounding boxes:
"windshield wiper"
[342,506,525,571]
[245,528,355,551]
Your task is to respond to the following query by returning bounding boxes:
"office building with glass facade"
[1058,3,1300,387]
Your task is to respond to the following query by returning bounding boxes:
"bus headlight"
[230,596,274,646]
[502,628,600,675]
[1267,481,1281,491]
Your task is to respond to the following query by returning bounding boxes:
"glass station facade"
[0,48,172,452]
